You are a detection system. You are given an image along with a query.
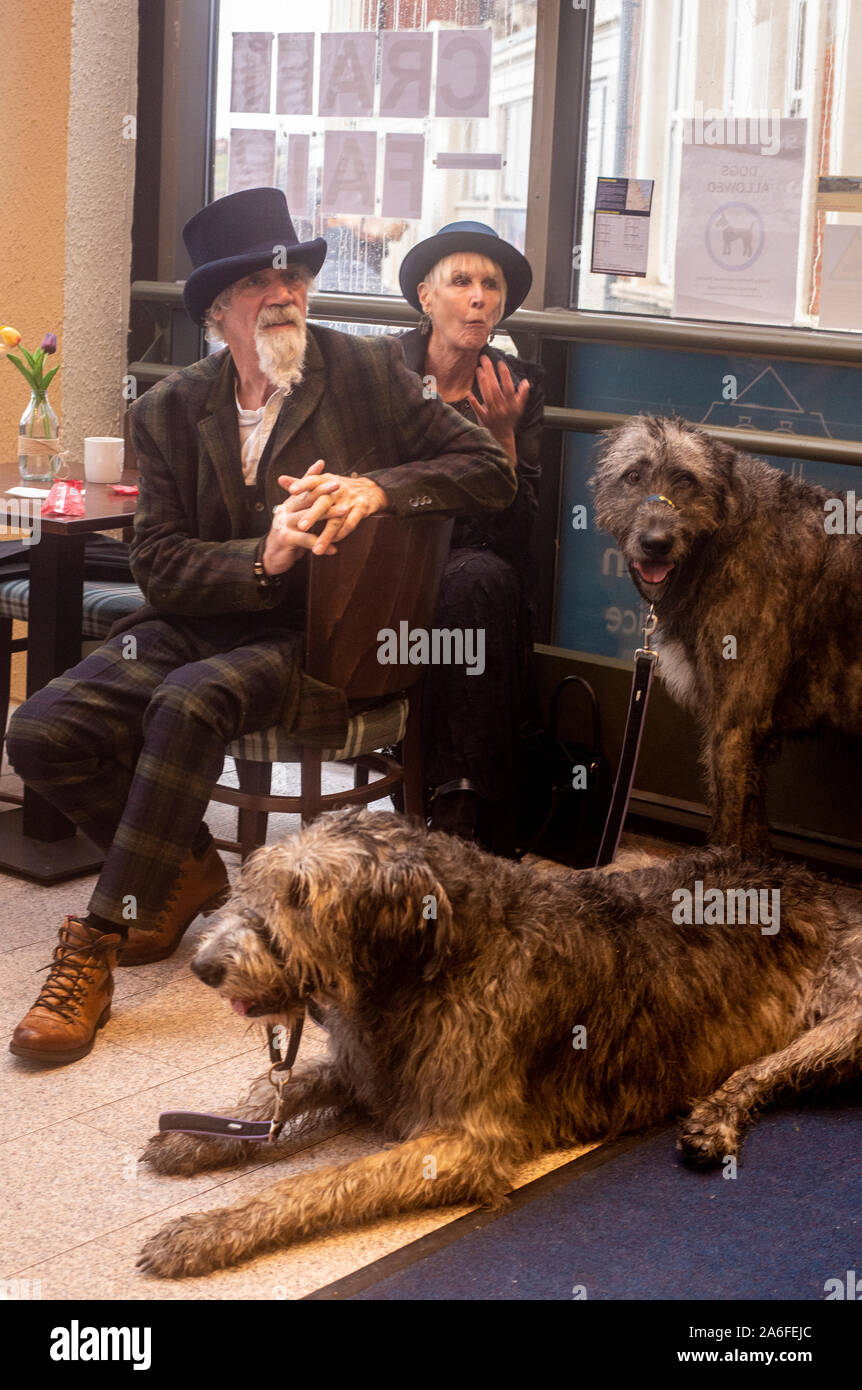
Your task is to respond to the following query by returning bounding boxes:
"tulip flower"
[0,325,22,356]
[2,325,60,392]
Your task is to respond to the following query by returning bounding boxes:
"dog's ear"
[369,855,456,982]
[702,435,744,524]
[278,865,310,910]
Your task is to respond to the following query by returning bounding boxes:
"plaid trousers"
[6,615,303,931]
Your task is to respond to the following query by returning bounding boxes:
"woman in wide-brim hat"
[395,222,545,853]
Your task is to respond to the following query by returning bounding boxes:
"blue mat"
[328,1098,861,1301]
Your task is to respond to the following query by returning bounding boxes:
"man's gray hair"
[203,286,234,345]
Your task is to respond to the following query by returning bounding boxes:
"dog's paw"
[137,1213,231,1279]
[141,1129,241,1177]
[677,1103,741,1169]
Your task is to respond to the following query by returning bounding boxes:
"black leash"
[594,604,658,868]
[158,1010,306,1144]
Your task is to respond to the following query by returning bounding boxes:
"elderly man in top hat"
[8,187,513,1065]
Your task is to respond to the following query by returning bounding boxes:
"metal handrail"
[128,282,862,466]
[131,279,862,361]
[542,407,862,464]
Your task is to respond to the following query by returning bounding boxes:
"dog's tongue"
[229,998,249,1016]
[636,561,674,585]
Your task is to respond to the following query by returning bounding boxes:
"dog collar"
[645,494,676,509]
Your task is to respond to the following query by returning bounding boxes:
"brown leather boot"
[117,842,229,967]
[10,918,121,1064]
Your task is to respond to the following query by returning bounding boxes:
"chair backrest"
[304,514,453,700]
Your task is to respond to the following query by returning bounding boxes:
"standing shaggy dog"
[592,415,862,854]
[137,809,862,1278]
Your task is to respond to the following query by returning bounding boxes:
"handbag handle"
[548,675,602,757]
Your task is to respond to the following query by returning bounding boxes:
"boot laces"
[34,925,117,1021]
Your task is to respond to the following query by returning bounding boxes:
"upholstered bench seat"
[0,578,145,639]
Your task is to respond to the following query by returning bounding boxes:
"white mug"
[84,436,125,484]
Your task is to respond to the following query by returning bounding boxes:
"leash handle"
[157,1011,307,1145]
[158,1111,276,1142]
[594,648,657,868]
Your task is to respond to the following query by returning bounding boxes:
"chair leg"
[235,758,272,860]
[300,747,323,823]
[401,694,425,818]
[354,762,370,789]
[0,617,11,771]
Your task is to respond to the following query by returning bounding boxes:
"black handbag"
[515,675,613,868]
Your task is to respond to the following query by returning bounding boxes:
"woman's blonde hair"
[420,253,507,323]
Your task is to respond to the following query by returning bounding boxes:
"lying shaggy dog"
[591,414,862,854]
[137,810,862,1278]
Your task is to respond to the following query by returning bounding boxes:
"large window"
[577,0,862,329]
[212,1,538,297]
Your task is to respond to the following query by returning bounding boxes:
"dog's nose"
[190,956,225,988]
[638,530,673,557]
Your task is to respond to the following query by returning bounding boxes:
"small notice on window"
[816,177,862,214]
[591,178,654,277]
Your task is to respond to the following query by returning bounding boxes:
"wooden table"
[0,461,139,882]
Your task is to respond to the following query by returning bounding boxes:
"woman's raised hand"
[467,356,530,451]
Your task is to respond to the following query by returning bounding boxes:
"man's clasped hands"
[262,459,388,576]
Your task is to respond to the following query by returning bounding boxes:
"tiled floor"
[0,748,601,1301]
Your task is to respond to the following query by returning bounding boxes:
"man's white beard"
[254,307,307,393]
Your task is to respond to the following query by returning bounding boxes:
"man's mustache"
[257,308,304,329]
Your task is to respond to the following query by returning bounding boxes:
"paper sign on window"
[673,119,806,326]
[286,134,310,215]
[436,152,502,171]
[591,178,654,276]
[321,131,376,215]
[230,32,273,114]
[319,33,376,117]
[382,134,424,219]
[380,32,432,118]
[436,29,492,119]
[276,33,314,115]
[819,226,862,331]
[228,129,276,194]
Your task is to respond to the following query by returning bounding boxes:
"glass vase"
[19,390,61,482]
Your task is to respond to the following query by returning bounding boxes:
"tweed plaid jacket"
[123,325,515,743]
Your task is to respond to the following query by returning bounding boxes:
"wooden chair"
[211,514,453,859]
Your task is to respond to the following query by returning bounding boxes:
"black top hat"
[182,187,327,327]
[399,221,532,322]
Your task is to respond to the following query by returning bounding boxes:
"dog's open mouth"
[229,995,285,1018]
[632,560,675,587]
